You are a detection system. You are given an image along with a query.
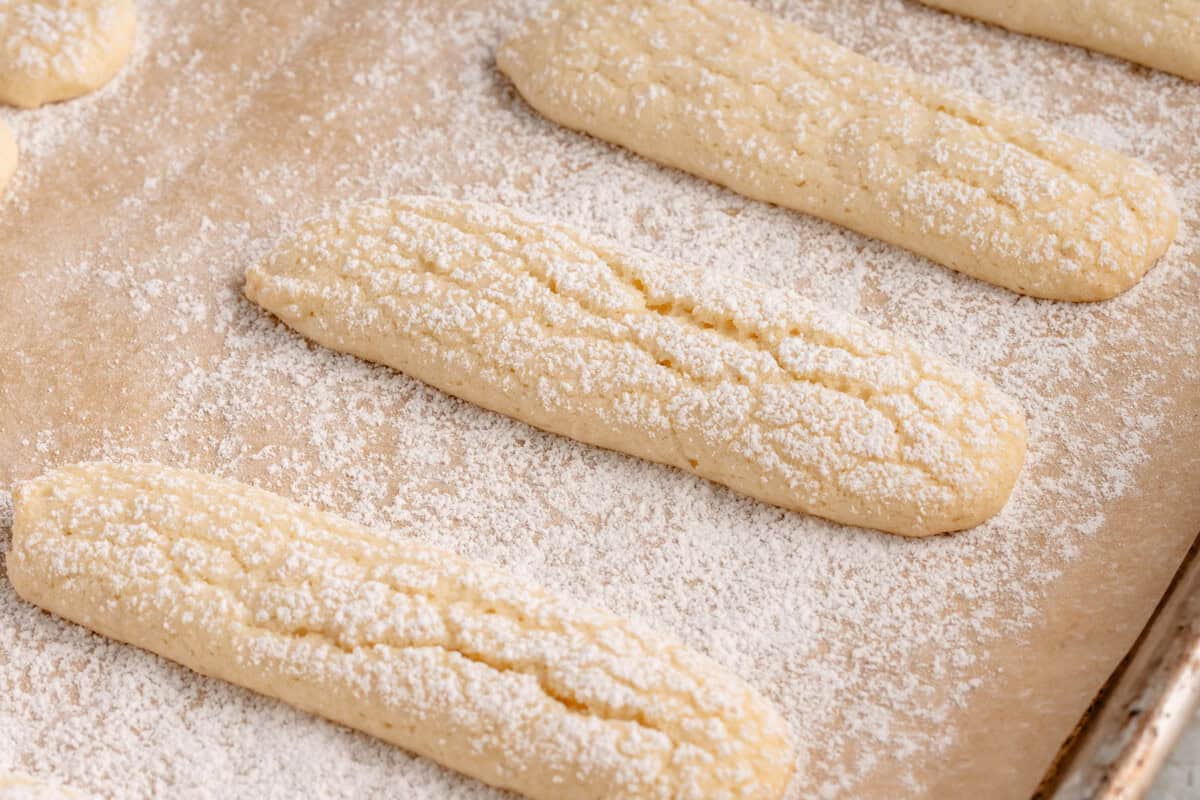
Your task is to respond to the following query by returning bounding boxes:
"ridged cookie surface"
[244,196,1026,536]
[8,462,795,800]
[497,0,1178,301]
[921,0,1200,84]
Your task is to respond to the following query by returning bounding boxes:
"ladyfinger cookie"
[0,0,138,109]
[921,0,1200,84]
[243,196,1026,536]
[8,462,795,800]
[496,0,1179,301]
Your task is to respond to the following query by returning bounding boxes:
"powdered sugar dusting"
[0,772,86,799]
[244,195,1025,536]
[10,462,794,799]
[497,0,1177,301]
[0,0,1198,798]
[0,1,117,76]
[0,0,133,107]
[918,0,1200,84]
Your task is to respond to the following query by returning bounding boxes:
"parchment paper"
[1,1,1197,798]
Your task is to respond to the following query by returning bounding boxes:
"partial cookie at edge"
[920,0,1200,84]
[0,0,137,108]
[498,0,1179,301]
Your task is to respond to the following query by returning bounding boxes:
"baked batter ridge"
[8,462,796,800]
[0,0,136,108]
[921,0,1200,84]
[244,196,1027,536]
[497,0,1179,301]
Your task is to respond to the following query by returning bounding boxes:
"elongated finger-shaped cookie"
[921,0,1200,84]
[8,462,795,800]
[244,196,1026,536]
[497,0,1178,301]
[0,0,137,108]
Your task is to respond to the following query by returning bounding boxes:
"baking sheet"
[1,1,1198,797]
[1050,532,1200,799]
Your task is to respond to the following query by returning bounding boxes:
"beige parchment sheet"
[0,1,1197,798]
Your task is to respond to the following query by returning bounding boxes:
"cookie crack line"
[497,0,1179,301]
[244,195,1026,536]
[326,219,962,492]
[181,561,688,749]
[8,462,797,800]
[120,504,729,728]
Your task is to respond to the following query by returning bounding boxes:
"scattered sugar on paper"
[1,0,1198,798]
